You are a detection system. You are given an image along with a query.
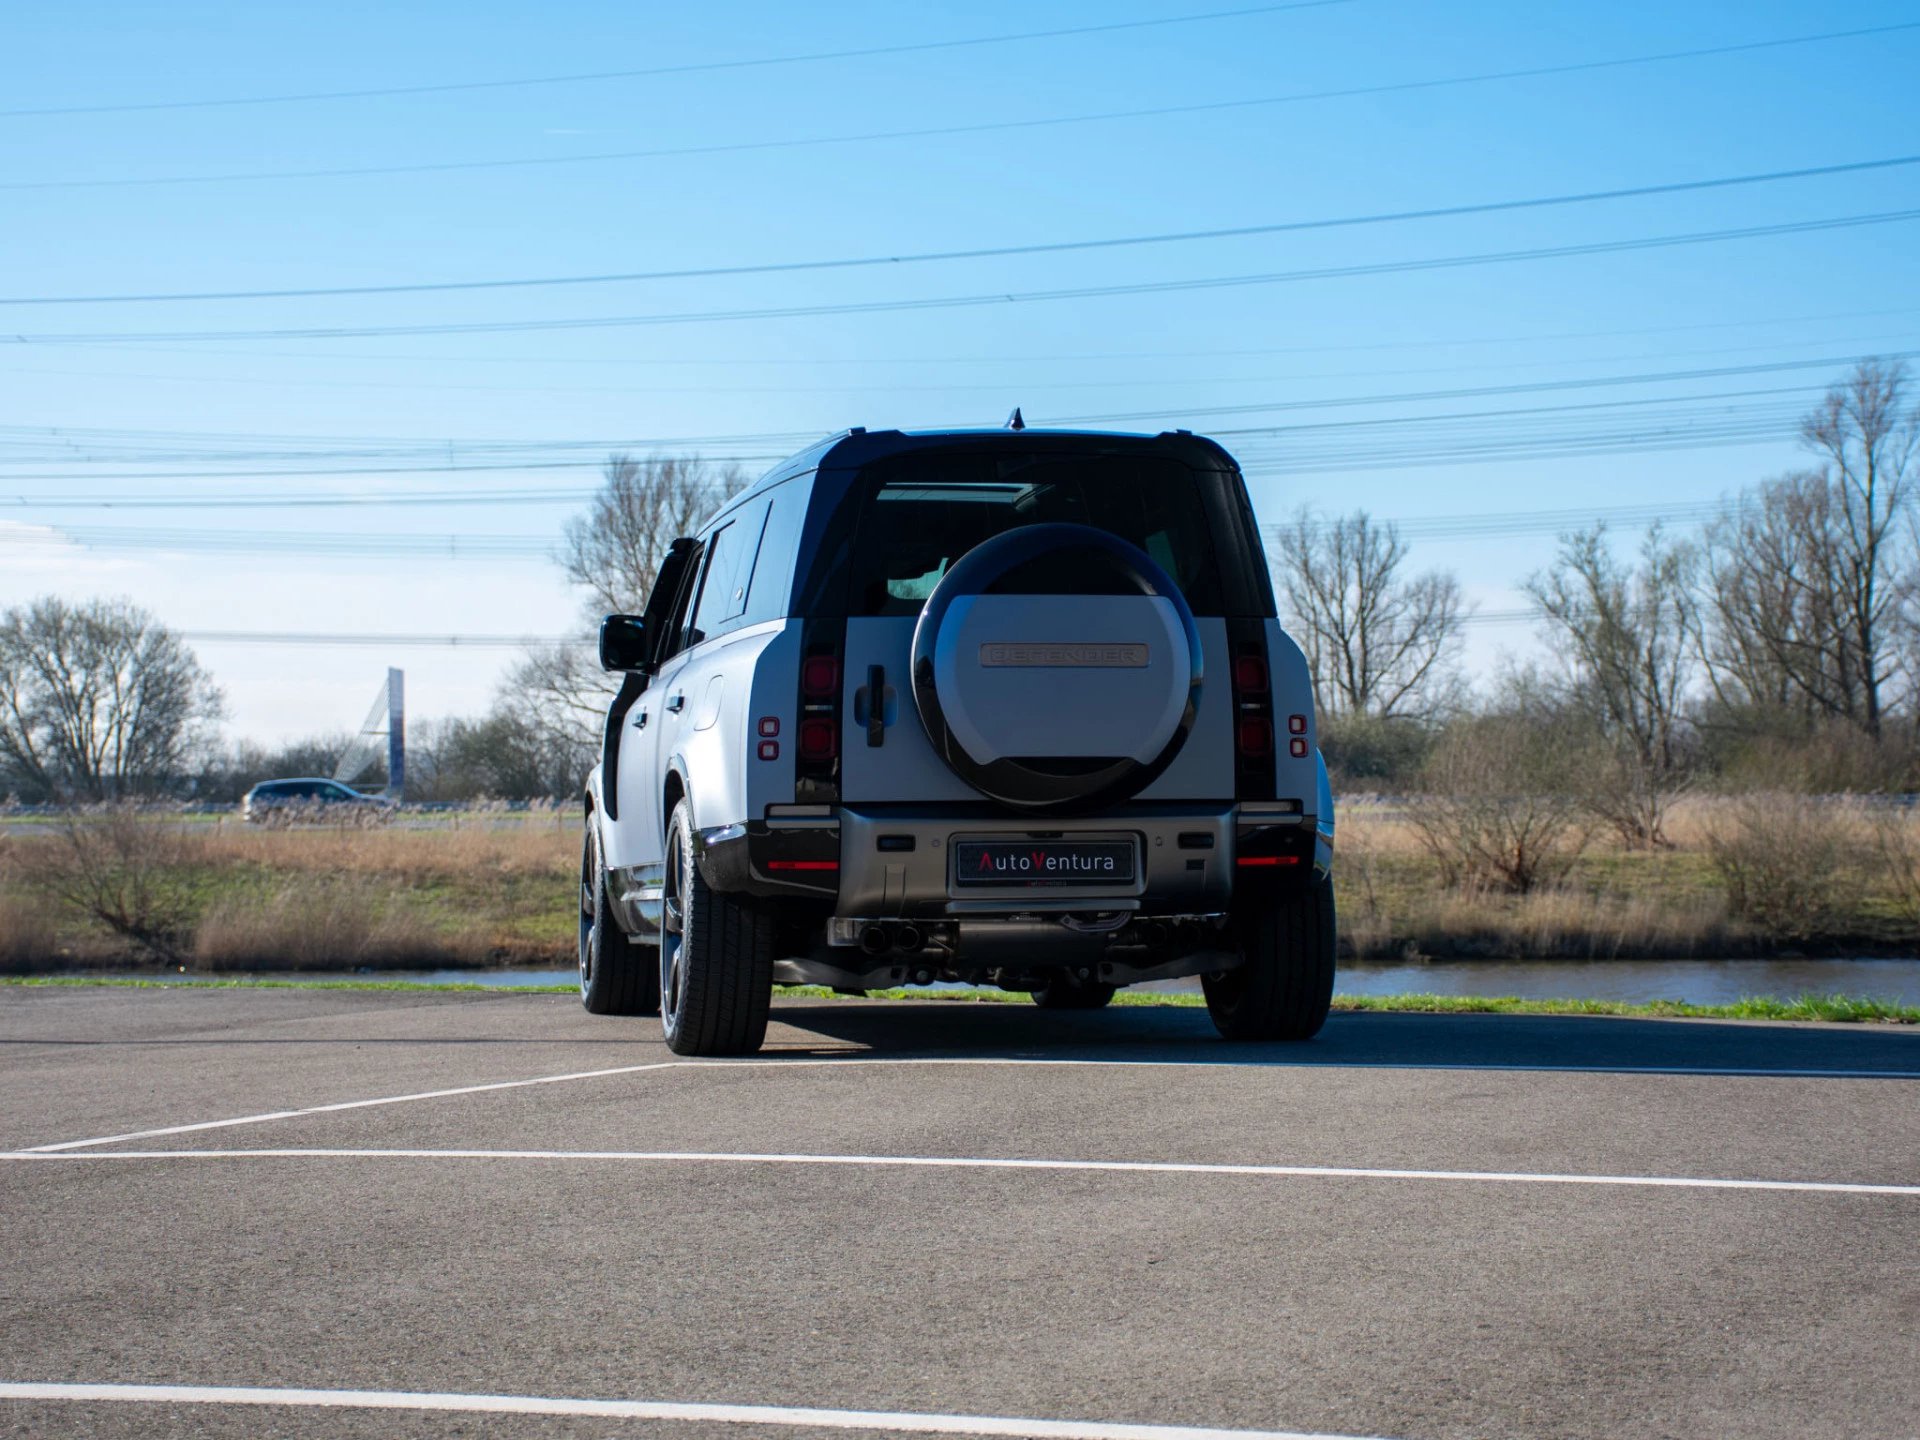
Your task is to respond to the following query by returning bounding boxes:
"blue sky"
[4,1,1918,741]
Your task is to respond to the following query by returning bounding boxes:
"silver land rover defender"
[579,426,1335,1055]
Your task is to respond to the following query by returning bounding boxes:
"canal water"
[384,957,1920,1007]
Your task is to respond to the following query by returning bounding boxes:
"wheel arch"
[663,760,690,832]
[584,760,605,822]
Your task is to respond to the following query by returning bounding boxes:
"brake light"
[798,717,838,762]
[767,859,839,872]
[1237,854,1300,868]
[1228,626,1277,801]
[801,655,841,699]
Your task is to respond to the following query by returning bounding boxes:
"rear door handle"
[665,692,686,713]
[866,665,886,747]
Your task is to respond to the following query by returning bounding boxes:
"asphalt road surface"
[3,985,1917,1440]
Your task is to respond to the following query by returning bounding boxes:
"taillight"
[1228,625,1277,801]
[798,717,838,762]
[794,625,845,803]
[801,655,841,699]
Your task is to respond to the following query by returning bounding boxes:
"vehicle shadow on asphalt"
[762,1001,1920,1077]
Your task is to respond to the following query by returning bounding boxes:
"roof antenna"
[1005,406,1026,431]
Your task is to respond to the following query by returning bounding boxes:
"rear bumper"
[698,801,1320,913]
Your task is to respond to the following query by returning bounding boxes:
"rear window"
[842,453,1254,617]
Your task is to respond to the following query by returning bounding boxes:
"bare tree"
[503,453,748,770]
[1701,360,1919,737]
[0,596,222,800]
[1801,357,1918,736]
[560,453,746,618]
[496,642,605,786]
[1408,701,1592,894]
[1269,508,1465,720]
[1525,524,1696,847]
[1699,473,1827,718]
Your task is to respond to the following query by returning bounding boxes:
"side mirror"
[598,614,650,673]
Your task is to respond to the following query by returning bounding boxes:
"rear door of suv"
[834,450,1252,806]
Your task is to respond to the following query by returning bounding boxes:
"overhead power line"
[0,524,554,558]
[0,2,1344,119]
[0,401,1822,538]
[0,356,1872,472]
[9,154,1916,305]
[172,610,1547,646]
[3,486,1762,568]
[0,386,1821,488]
[161,613,1552,645]
[7,19,1910,184]
[0,458,790,483]
[11,209,1918,345]
[181,630,586,649]
[1056,350,1920,426]
[0,358,1880,485]
[41,302,1920,370]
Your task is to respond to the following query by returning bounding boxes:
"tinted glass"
[845,453,1231,617]
[688,520,740,645]
[739,478,807,627]
[658,538,705,659]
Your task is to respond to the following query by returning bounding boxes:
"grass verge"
[4,976,1914,1023]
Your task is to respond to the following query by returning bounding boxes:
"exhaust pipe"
[859,925,891,957]
[895,924,923,953]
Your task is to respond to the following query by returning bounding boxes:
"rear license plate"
[953,839,1137,887]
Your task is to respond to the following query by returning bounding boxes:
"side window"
[740,480,806,628]
[659,539,705,661]
[688,520,741,647]
[719,499,771,625]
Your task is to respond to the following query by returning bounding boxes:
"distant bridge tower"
[334,668,406,799]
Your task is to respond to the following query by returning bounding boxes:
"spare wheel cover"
[910,522,1203,812]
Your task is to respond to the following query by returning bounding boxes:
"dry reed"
[200,815,574,884]
[0,888,58,971]
[192,876,490,971]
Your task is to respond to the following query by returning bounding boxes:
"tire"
[659,798,775,1056]
[1031,978,1118,1010]
[1203,878,1336,1041]
[579,819,660,1017]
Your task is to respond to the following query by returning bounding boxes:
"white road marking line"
[0,1381,1389,1440]
[705,1057,1920,1080]
[5,1147,1916,1196]
[25,1051,1917,1156]
[21,1061,684,1153]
